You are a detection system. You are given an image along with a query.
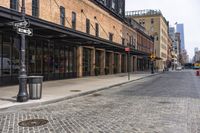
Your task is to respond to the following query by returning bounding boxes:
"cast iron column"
[17,0,28,102]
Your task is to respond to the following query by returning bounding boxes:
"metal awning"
[0,6,150,55]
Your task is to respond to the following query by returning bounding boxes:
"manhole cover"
[158,101,171,104]
[92,93,102,97]
[18,119,49,127]
[70,90,81,92]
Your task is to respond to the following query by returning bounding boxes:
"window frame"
[72,11,76,30]
[95,23,99,37]
[86,18,90,34]
[10,0,19,11]
[32,0,39,17]
[109,33,113,42]
[60,6,65,26]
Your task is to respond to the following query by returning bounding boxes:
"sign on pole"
[17,27,33,36]
[13,19,30,28]
[125,47,130,52]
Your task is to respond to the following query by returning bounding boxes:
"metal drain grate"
[92,93,102,97]
[18,119,49,127]
[158,101,171,104]
[70,90,81,92]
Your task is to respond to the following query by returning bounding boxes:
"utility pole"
[17,0,28,102]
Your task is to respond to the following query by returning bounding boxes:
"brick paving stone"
[0,70,200,133]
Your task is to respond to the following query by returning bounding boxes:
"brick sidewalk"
[0,72,158,110]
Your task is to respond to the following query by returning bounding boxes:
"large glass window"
[2,34,12,76]
[54,46,60,73]
[83,48,92,76]
[43,42,49,74]
[49,43,54,73]
[0,33,20,77]
[60,48,65,73]
[28,40,36,74]
[12,37,20,75]
[10,0,19,11]
[36,41,42,74]
[32,0,39,17]
[114,53,118,73]
[0,34,2,76]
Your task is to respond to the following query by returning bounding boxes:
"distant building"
[169,27,178,54]
[175,32,181,64]
[126,9,169,70]
[181,49,189,64]
[194,47,199,53]
[176,24,185,51]
[0,0,153,86]
[194,49,200,63]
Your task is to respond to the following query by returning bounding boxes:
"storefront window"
[43,42,49,74]
[49,43,54,73]
[54,47,60,73]
[28,40,36,74]
[2,34,12,76]
[0,34,2,76]
[95,50,101,68]
[65,47,69,73]
[60,48,65,73]
[36,41,42,74]
[12,37,20,75]
[83,48,92,76]
[114,53,118,73]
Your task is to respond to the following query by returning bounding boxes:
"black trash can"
[28,76,43,99]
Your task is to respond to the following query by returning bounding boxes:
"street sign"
[125,47,130,52]
[17,27,33,36]
[13,20,30,28]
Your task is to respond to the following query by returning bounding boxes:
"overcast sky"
[125,0,200,60]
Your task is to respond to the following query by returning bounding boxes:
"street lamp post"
[128,49,130,80]
[125,47,131,80]
[17,0,28,102]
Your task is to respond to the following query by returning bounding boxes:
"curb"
[0,73,160,111]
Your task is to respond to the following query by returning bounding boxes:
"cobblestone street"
[1,70,200,133]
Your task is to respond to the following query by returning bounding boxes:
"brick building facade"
[0,0,153,86]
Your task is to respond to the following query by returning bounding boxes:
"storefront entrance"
[82,48,92,76]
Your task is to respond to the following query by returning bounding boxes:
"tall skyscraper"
[176,24,185,50]
[194,47,199,53]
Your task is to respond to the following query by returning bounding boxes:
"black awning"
[0,6,150,56]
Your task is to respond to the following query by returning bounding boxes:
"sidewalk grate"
[92,93,102,97]
[18,119,49,127]
[70,90,81,92]
[158,101,171,104]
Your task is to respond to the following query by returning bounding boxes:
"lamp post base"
[17,76,28,102]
